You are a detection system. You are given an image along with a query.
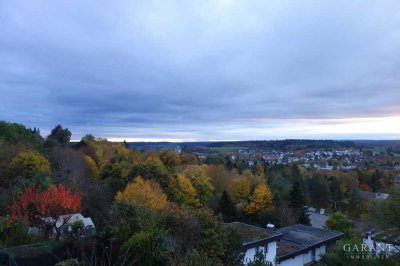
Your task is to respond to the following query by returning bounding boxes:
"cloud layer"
[1,0,400,140]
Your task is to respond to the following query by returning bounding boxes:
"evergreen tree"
[291,164,301,183]
[289,182,310,225]
[298,207,311,225]
[273,191,281,207]
[289,182,304,209]
[307,175,331,208]
[348,187,363,217]
[330,176,344,210]
[225,158,234,171]
[370,169,383,192]
[218,190,236,222]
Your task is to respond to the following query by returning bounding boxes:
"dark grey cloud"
[0,0,400,140]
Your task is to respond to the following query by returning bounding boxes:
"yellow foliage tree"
[12,150,51,179]
[84,155,100,179]
[242,169,264,188]
[116,176,167,210]
[255,163,264,177]
[231,177,250,204]
[183,165,214,203]
[244,183,274,215]
[176,174,200,207]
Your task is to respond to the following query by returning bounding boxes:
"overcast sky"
[1,0,400,141]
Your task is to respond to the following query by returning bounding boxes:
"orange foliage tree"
[11,184,81,240]
[359,183,373,192]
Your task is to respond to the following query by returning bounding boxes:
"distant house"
[42,213,96,238]
[226,222,344,266]
[359,190,389,200]
[58,213,95,234]
[394,174,400,185]
[192,152,207,160]
[287,157,299,163]
[174,146,182,154]
[316,165,334,171]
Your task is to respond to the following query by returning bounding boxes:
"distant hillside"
[128,139,356,151]
[207,140,355,151]
[352,140,400,147]
[127,141,210,150]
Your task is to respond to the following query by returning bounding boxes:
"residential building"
[226,222,282,265]
[42,213,96,237]
[57,213,96,235]
[276,224,344,265]
[227,222,344,266]
[359,190,389,200]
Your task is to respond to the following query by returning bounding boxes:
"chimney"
[266,223,275,233]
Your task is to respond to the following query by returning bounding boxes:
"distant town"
[129,139,400,171]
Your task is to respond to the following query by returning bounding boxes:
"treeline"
[128,139,356,152]
[207,139,355,151]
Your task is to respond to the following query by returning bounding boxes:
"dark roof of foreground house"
[225,222,282,248]
[276,224,344,262]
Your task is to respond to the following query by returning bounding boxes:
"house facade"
[39,213,96,238]
[56,213,96,236]
[226,222,282,265]
[227,222,344,266]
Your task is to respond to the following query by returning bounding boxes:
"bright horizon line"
[66,115,400,142]
[70,138,400,143]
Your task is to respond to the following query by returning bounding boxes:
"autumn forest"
[0,121,399,266]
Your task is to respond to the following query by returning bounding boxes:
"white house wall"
[278,254,303,266]
[244,241,277,266]
[303,250,312,264]
[315,245,326,261]
[278,245,327,266]
[244,247,256,264]
[266,242,277,266]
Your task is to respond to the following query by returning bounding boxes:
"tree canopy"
[116,176,168,210]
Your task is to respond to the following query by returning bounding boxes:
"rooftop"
[225,222,282,246]
[276,240,303,257]
[276,224,344,260]
[277,224,344,246]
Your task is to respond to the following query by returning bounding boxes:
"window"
[264,243,268,253]
[311,249,316,261]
